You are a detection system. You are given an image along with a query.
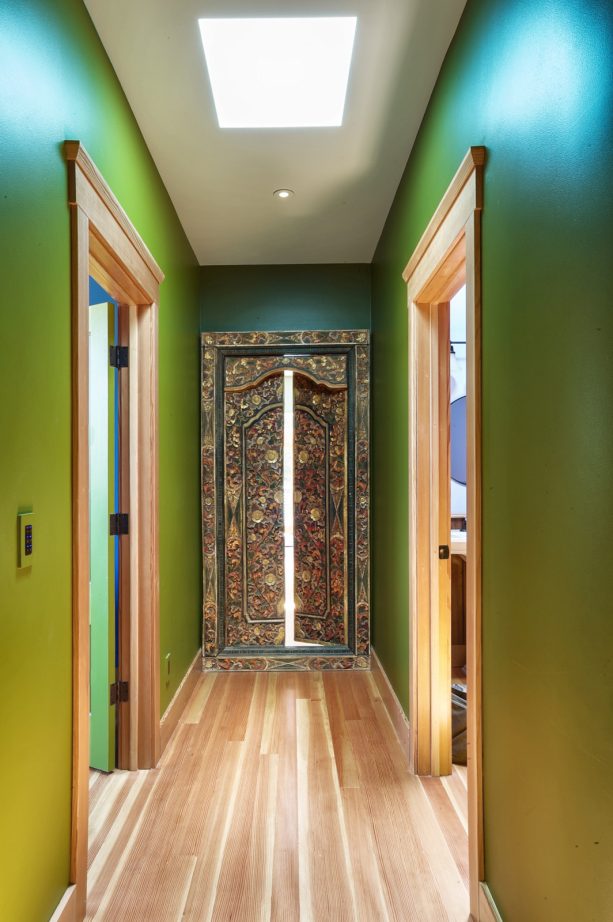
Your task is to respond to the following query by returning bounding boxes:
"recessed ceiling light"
[198,17,357,129]
[274,189,294,199]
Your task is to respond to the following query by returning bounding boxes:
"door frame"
[65,141,164,917]
[403,146,485,917]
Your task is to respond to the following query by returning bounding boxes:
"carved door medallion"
[201,331,369,670]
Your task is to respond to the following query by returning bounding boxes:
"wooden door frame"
[403,146,485,917]
[65,141,164,918]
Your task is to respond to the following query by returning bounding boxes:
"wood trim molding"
[49,886,77,922]
[479,883,503,922]
[160,652,202,753]
[404,146,485,919]
[370,649,411,763]
[65,141,164,287]
[403,146,485,283]
[65,141,163,919]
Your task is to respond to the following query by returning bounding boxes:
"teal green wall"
[371,0,613,918]
[200,265,371,332]
[0,2,201,919]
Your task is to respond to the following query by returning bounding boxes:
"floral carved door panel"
[293,373,347,645]
[201,331,370,671]
[224,370,285,647]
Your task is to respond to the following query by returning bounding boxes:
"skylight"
[198,17,357,128]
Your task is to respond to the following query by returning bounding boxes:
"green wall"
[0,2,201,919]
[200,264,371,332]
[371,0,613,918]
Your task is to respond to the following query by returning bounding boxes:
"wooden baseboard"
[479,883,503,922]
[49,886,77,922]
[160,651,201,753]
[370,648,411,763]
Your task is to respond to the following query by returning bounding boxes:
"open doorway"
[88,278,134,778]
[404,147,486,918]
[449,284,468,785]
[88,282,119,774]
[65,141,164,919]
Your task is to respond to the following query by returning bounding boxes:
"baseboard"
[370,648,411,763]
[479,883,503,922]
[49,886,77,922]
[160,651,201,753]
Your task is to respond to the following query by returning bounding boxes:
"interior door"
[223,368,285,647]
[89,301,116,771]
[293,372,348,645]
[221,352,350,651]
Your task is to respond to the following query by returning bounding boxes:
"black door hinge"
[110,512,129,536]
[438,544,450,560]
[110,680,129,706]
[109,345,129,368]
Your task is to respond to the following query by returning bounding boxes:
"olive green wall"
[0,2,201,919]
[371,0,613,918]
[199,264,371,332]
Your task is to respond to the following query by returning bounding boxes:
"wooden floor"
[87,671,469,921]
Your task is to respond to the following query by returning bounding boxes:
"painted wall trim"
[48,886,77,922]
[160,650,202,753]
[402,146,485,283]
[479,883,503,922]
[371,648,411,762]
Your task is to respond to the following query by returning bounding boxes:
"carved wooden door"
[223,370,286,647]
[201,331,370,671]
[293,372,347,646]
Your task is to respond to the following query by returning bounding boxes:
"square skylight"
[198,17,357,128]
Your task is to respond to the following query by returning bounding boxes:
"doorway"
[88,287,119,774]
[201,330,370,671]
[65,140,164,918]
[404,147,486,918]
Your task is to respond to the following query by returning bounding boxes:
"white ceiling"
[84,0,466,265]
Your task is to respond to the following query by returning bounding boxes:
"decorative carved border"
[201,330,370,671]
[204,655,370,672]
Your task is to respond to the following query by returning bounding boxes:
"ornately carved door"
[201,331,369,671]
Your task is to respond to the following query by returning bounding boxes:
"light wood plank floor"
[87,671,469,921]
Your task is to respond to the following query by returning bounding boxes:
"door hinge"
[109,345,129,368]
[438,544,450,560]
[110,680,129,706]
[109,512,129,536]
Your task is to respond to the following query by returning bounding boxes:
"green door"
[89,301,116,772]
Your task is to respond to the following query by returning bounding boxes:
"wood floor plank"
[88,771,133,867]
[420,777,469,887]
[321,673,360,790]
[442,770,469,832]
[341,787,392,922]
[270,677,300,922]
[183,672,216,724]
[297,696,357,922]
[86,670,469,922]
[209,676,273,921]
[453,764,468,791]
[344,706,466,921]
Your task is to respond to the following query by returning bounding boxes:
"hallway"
[86,671,469,921]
